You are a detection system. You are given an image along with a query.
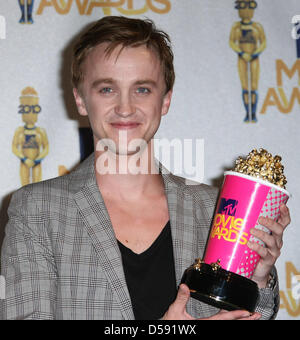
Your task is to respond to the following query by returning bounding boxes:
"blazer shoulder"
[10,155,95,209]
[8,154,95,214]
[13,173,72,205]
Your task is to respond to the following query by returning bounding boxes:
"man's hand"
[248,204,291,288]
[162,284,261,320]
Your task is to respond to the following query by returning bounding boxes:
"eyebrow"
[91,78,114,89]
[91,78,158,89]
[134,80,158,87]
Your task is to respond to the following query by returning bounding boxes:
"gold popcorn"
[234,148,287,189]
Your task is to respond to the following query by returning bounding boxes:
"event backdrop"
[0,0,299,319]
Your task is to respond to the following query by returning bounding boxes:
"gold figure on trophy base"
[229,0,266,123]
[12,87,49,186]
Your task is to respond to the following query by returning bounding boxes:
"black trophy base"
[181,260,259,313]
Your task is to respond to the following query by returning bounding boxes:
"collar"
[24,125,36,130]
[241,20,253,25]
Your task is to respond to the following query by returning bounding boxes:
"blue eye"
[137,87,150,94]
[100,87,113,94]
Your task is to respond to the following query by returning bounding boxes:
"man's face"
[73,43,172,155]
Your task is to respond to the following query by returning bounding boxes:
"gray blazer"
[0,153,279,320]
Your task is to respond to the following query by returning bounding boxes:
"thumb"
[173,284,190,312]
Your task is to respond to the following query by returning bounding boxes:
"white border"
[224,171,290,197]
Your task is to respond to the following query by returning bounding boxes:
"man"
[0,16,290,320]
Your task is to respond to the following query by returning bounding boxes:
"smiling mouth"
[110,122,141,130]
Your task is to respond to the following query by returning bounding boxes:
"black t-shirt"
[118,221,177,320]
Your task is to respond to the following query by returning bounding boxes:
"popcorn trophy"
[181,149,289,312]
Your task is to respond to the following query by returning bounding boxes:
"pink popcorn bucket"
[182,171,290,312]
[204,171,290,278]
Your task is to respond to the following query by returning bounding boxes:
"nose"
[115,92,135,117]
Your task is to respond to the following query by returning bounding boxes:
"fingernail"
[242,311,251,317]
[179,284,189,293]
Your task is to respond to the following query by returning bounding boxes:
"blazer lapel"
[72,155,134,320]
[158,163,199,287]
[159,162,218,317]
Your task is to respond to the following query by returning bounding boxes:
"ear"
[73,88,88,116]
[161,90,173,116]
